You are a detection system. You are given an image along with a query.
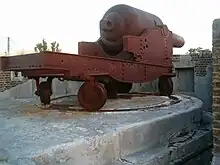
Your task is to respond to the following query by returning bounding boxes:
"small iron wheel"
[158,76,173,96]
[117,82,133,93]
[39,81,52,105]
[78,82,107,111]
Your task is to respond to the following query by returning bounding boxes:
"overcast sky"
[0,0,219,55]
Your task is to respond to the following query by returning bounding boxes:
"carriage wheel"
[158,76,173,96]
[39,81,52,105]
[78,82,107,111]
[117,82,133,93]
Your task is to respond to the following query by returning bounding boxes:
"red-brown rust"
[158,76,173,96]
[78,82,107,111]
[172,33,185,48]
[98,4,184,55]
[0,4,185,110]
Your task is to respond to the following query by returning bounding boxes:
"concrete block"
[0,87,209,165]
[30,96,203,165]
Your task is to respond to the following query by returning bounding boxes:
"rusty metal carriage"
[0,4,185,111]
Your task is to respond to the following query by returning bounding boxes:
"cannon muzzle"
[172,33,185,48]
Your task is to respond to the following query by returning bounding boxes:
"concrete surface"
[50,94,175,111]
[212,154,220,165]
[109,128,212,165]
[179,148,213,165]
[172,54,213,112]
[0,94,211,165]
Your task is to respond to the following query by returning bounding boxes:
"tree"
[51,41,61,52]
[34,39,61,53]
[186,47,211,55]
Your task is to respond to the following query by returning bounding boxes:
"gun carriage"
[0,4,185,111]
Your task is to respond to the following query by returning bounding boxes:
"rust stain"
[21,103,92,119]
[22,104,50,117]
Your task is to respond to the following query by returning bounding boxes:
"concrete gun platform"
[45,93,178,111]
[0,94,212,165]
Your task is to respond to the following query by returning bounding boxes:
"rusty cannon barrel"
[98,4,185,54]
[172,33,185,48]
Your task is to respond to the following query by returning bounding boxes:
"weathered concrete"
[212,153,220,165]
[0,95,211,165]
[0,79,83,100]
[109,128,212,165]
[172,54,213,112]
[179,148,213,165]
[51,95,173,111]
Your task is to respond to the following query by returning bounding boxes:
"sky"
[0,0,219,55]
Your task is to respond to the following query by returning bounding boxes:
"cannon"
[78,4,185,100]
[0,4,185,111]
[97,4,184,56]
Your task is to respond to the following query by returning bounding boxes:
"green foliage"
[34,39,61,53]
[186,47,211,55]
[51,41,61,52]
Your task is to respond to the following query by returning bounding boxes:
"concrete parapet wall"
[0,71,26,92]
[0,79,83,100]
[173,53,212,111]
